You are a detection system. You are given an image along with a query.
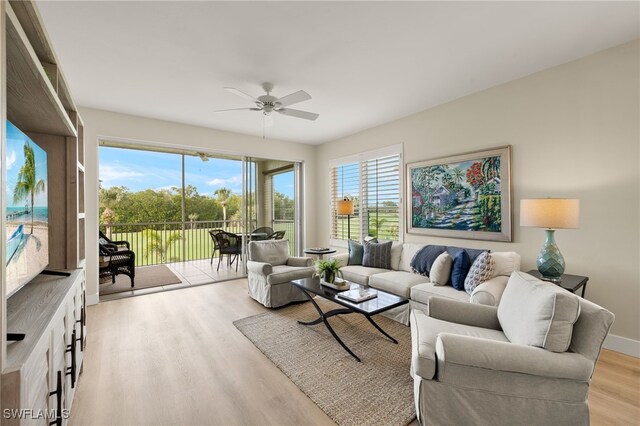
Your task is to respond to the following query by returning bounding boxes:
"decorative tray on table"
[320,278,350,291]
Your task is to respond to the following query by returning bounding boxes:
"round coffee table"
[304,248,337,260]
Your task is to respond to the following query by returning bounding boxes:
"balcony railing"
[100,219,296,267]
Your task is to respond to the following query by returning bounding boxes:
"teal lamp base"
[536,229,565,282]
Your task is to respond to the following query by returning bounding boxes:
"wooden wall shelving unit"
[1,1,87,423]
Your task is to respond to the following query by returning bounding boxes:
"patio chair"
[99,230,130,250]
[208,228,224,264]
[267,230,286,240]
[251,226,273,241]
[213,231,243,271]
[99,237,135,287]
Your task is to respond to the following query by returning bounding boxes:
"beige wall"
[81,107,317,303]
[315,41,640,344]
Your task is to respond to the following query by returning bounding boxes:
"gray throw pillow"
[348,239,377,265]
[348,240,364,265]
[498,271,581,352]
[362,240,392,269]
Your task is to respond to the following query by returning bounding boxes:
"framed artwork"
[406,146,512,242]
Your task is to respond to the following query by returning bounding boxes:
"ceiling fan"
[215,82,319,122]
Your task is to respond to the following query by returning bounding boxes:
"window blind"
[329,145,402,244]
[362,154,401,240]
[330,162,360,241]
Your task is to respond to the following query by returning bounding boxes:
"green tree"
[142,229,182,263]
[451,167,465,184]
[369,217,387,238]
[273,191,294,220]
[188,213,199,230]
[13,142,45,233]
[214,188,232,228]
[99,185,129,236]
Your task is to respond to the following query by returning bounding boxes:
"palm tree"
[13,142,45,233]
[369,217,388,238]
[142,229,182,263]
[99,186,127,237]
[452,167,465,184]
[188,213,199,230]
[214,188,232,229]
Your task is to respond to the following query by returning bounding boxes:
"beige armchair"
[410,271,615,425]
[247,240,315,308]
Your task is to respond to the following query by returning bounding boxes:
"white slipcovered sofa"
[332,242,521,324]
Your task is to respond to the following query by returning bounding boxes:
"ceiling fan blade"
[224,87,260,103]
[276,90,312,107]
[214,107,262,113]
[277,108,319,121]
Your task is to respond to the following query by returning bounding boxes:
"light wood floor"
[71,279,640,425]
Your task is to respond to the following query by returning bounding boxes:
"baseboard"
[87,292,99,306]
[603,334,640,358]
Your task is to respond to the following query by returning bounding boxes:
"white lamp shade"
[520,198,580,229]
[337,199,354,215]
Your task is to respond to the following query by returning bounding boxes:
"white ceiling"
[36,1,639,145]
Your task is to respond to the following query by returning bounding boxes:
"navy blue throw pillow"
[451,250,471,290]
[446,246,486,266]
[410,245,446,277]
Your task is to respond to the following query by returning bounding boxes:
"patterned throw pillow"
[464,251,494,295]
[362,240,392,269]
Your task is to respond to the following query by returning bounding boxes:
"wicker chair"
[213,231,243,271]
[251,226,274,241]
[208,229,224,264]
[267,230,286,240]
[99,233,135,287]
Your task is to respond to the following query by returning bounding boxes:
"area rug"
[99,264,183,295]
[233,299,415,426]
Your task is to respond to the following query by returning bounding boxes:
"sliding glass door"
[240,156,304,269]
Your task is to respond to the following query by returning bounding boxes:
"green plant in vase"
[314,259,343,284]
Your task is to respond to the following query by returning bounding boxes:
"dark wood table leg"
[581,282,588,298]
[296,288,362,362]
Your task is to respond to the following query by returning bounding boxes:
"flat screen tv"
[5,121,49,296]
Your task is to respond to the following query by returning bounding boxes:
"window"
[329,145,402,244]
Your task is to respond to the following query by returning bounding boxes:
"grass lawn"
[334,212,399,240]
[109,222,296,266]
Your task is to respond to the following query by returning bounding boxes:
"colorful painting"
[407,146,512,242]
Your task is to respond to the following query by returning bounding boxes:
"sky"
[6,122,48,208]
[99,146,294,197]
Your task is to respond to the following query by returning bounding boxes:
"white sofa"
[332,242,521,325]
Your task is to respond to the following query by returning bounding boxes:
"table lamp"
[520,198,580,282]
[337,197,355,240]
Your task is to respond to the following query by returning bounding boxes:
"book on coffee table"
[337,288,378,303]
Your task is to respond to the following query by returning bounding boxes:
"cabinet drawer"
[24,347,49,410]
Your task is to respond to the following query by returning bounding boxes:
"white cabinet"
[2,270,86,426]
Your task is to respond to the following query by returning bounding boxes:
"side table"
[527,270,589,297]
[304,248,337,260]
